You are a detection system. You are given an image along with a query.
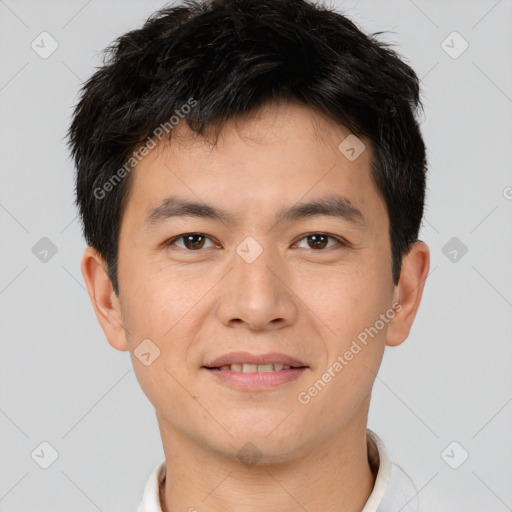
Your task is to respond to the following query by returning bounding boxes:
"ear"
[81,246,129,351]
[386,241,430,347]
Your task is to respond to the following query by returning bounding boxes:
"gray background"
[1,0,511,510]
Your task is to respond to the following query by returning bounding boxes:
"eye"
[165,233,218,251]
[294,233,346,250]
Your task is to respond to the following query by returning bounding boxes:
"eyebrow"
[144,194,366,230]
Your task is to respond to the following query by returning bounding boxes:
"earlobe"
[386,241,430,347]
[80,246,129,352]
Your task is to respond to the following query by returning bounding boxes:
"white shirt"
[137,429,420,512]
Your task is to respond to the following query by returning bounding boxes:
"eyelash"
[163,233,349,251]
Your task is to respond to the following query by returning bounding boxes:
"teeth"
[217,363,294,372]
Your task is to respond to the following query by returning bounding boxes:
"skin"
[82,100,429,512]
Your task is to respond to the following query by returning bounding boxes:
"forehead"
[122,101,385,230]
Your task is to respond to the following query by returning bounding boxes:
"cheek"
[305,257,394,400]
[312,263,391,337]
[299,266,392,426]
[120,256,204,341]
[123,269,206,412]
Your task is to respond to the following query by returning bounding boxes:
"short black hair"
[68,0,427,297]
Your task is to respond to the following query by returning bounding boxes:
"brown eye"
[307,234,328,249]
[295,233,343,250]
[183,234,205,249]
[166,233,216,250]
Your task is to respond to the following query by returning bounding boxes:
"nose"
[214,242,298,331]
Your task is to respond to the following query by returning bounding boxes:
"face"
[85,101,427,462]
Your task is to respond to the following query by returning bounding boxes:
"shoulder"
[364,430,421,512]
[137,460,166,512]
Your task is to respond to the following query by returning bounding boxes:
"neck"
[157,417,376,512]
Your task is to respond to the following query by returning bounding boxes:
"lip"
[202,351,309,392]
[204,367,308,391]
[203,351,307,368]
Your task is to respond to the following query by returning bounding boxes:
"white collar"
[137,429,419,512]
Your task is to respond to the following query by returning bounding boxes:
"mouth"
[202,352,309,391]
[206,363,302,372]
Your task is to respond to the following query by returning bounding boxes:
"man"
[68,0,430,510]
